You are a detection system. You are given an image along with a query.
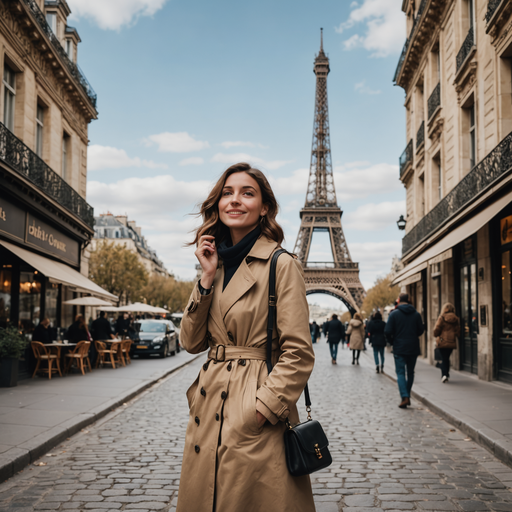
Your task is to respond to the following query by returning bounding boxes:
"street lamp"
[397,215,407,231]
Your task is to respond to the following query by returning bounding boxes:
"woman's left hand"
[256,411,267,428]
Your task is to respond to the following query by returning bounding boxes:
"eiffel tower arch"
[294,30,365,314]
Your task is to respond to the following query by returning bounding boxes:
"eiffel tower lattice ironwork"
[293,30,365,313]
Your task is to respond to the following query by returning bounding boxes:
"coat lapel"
[219,258,256,320]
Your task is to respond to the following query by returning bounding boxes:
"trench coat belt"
[207,345,267,363]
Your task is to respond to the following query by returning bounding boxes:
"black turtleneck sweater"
[217,226,261,291]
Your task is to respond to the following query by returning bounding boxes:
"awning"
[0,240,118,301]
[392,192,512,286]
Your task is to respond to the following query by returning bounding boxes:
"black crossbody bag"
[266,249,332,477]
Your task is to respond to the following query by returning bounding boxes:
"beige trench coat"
[346,319,365,351]
[177,236,316,512]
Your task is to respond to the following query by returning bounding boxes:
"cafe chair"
[31,341,62,379]
[95,340,118,369]
[121,339,133,365]
[64,340,92,375]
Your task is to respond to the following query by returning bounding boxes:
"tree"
[141,275,195,313]
[89,241,148,302]
[361,274,398,318]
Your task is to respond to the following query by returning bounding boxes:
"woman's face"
[218,172,268,244]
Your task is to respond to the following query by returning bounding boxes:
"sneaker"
[442,375,448,383]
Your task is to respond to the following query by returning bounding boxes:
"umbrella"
[116,302,168,314]
[63,297,114,307]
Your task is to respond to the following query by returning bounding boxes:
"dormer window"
[65,40,73,58]
[46,12,57,34]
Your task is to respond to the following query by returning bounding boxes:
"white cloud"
[345,200,405,231]
[211,153,293,171]
[146,132,210,153]
[179,157,204,166]
[336,0,405,57]
[354,80,381,95]
[268,168,310,196]
[220,141,267,149]
[87,145,167,171]
[68,0,168,30]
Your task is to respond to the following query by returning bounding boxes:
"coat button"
[221,391,227,400]
[238,359,246,366]
[203,362,209,371]
[227,332,234,342]
[227,362,232,371]
[200,387,206,397]
[195,445,200,453]
[216,413,220,421]
[195,416,200,426]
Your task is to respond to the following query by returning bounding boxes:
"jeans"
[329,342,339,361]
[373,346,385,366]
[352,349,361,362]
[393,354,418,398]
[439,348,453,378]
[311,334,316,344]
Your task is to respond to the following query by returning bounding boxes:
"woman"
[177,163,315,512]
[347,312,365,365]
[367,311,386,373]
[433,303,460,383]
[66,314,90,343]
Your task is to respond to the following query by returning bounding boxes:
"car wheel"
[159,344,167,358]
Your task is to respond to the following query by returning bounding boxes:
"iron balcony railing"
[428,82,441,120]
[20,0,97,109]
[400,139,414,177]
[304,262,359,270]
[456,26,475,73]
[0,122,94,228]
[485,0,502,23]
[416,121,425,149]
[402,129,512,255]
[393,0,428,82]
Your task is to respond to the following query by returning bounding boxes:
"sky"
[69,0,408,307]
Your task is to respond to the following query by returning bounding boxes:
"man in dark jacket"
[32,317,52,344]
[385,293,424,408]
[325,314,345,364]
[91,311,115,367]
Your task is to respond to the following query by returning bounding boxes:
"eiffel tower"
[293,30,365,313]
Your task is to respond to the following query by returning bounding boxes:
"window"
[62,133,70,181]
[469,104,476,169]
[433,153,442,201]
[3,64,15,131]
[46,12,57,34]
[65,40,73,59]
[36,104,44,157]
[468,0,474,29]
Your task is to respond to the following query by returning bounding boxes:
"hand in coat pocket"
[256,409,267,429]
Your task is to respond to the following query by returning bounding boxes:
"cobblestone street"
[0,344,511,512]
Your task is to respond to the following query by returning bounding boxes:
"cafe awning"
[0,240,118,301]
[392,192,512,286]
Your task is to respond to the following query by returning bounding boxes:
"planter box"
[0,358,19,387]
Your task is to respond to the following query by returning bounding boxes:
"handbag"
[266,249,332,477]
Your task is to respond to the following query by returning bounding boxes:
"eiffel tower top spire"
[305,29,336,208]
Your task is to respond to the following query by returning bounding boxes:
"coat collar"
[247,235,279,260]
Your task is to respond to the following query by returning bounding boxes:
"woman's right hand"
[195,235,218,289]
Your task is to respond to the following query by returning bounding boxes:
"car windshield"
[139,321,166,333]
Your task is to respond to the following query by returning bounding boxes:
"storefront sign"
[25,213,79,266]
[0,197,26,242]
[501,215,512,245]
[428,248,453,266]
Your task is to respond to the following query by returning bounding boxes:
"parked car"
[131,319,178,358]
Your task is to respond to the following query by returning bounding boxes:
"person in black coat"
[385,293,424,408]
[91,311,115,366]
[325,314,345,365]
[32,317,52,344]
[115,313,130,338]
[367,311,387,374]
[67,314,90,343]
[310,321,320,344]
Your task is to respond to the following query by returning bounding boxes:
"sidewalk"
[0,350,201,483]
[360,347,512,468]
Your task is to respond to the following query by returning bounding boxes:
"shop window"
[45,282,59,332]
[36,104,45,157]
[502,250,512,335]
[3,63,16,132]
[18,271,42,336]
[0,265,12,328]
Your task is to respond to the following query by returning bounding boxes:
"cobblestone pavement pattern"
[0,344,511,512]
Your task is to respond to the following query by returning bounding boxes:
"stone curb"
[369,353,512,470]
[0,354,202,484]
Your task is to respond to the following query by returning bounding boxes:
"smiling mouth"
[226,211,245,215]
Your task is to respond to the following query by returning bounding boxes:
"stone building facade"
[91,214,169,278]
[392,0,512,384]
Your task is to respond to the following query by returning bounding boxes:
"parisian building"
[0,0,114,377]
[91,214,169,278]
[392,0,512,384]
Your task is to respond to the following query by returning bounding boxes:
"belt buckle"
[215,345,225,362]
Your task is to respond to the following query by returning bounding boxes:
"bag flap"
[289,420,329,454]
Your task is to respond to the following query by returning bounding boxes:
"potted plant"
[0,326,28,387]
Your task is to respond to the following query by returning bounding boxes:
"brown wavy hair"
[189,163,284,246]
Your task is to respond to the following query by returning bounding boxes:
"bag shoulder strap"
[266,249,311,409]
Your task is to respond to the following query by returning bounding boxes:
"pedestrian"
[32,317,52,344]
[325,313,345,364]
[384,293,424,408]
[66,314,90,343]
[115,313,130,338]
[310,320,320,344]
[91,311,115,367]
[347,312,365,365]
[178,163,316,512]
[367,311,386,373]
[433,303,460,383]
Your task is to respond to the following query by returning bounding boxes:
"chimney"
[116,215,128,226]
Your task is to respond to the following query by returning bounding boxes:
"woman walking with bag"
[177,163,316,512]
[347,312,365,365]
[433,303,460,383]
[367,311,386,373]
